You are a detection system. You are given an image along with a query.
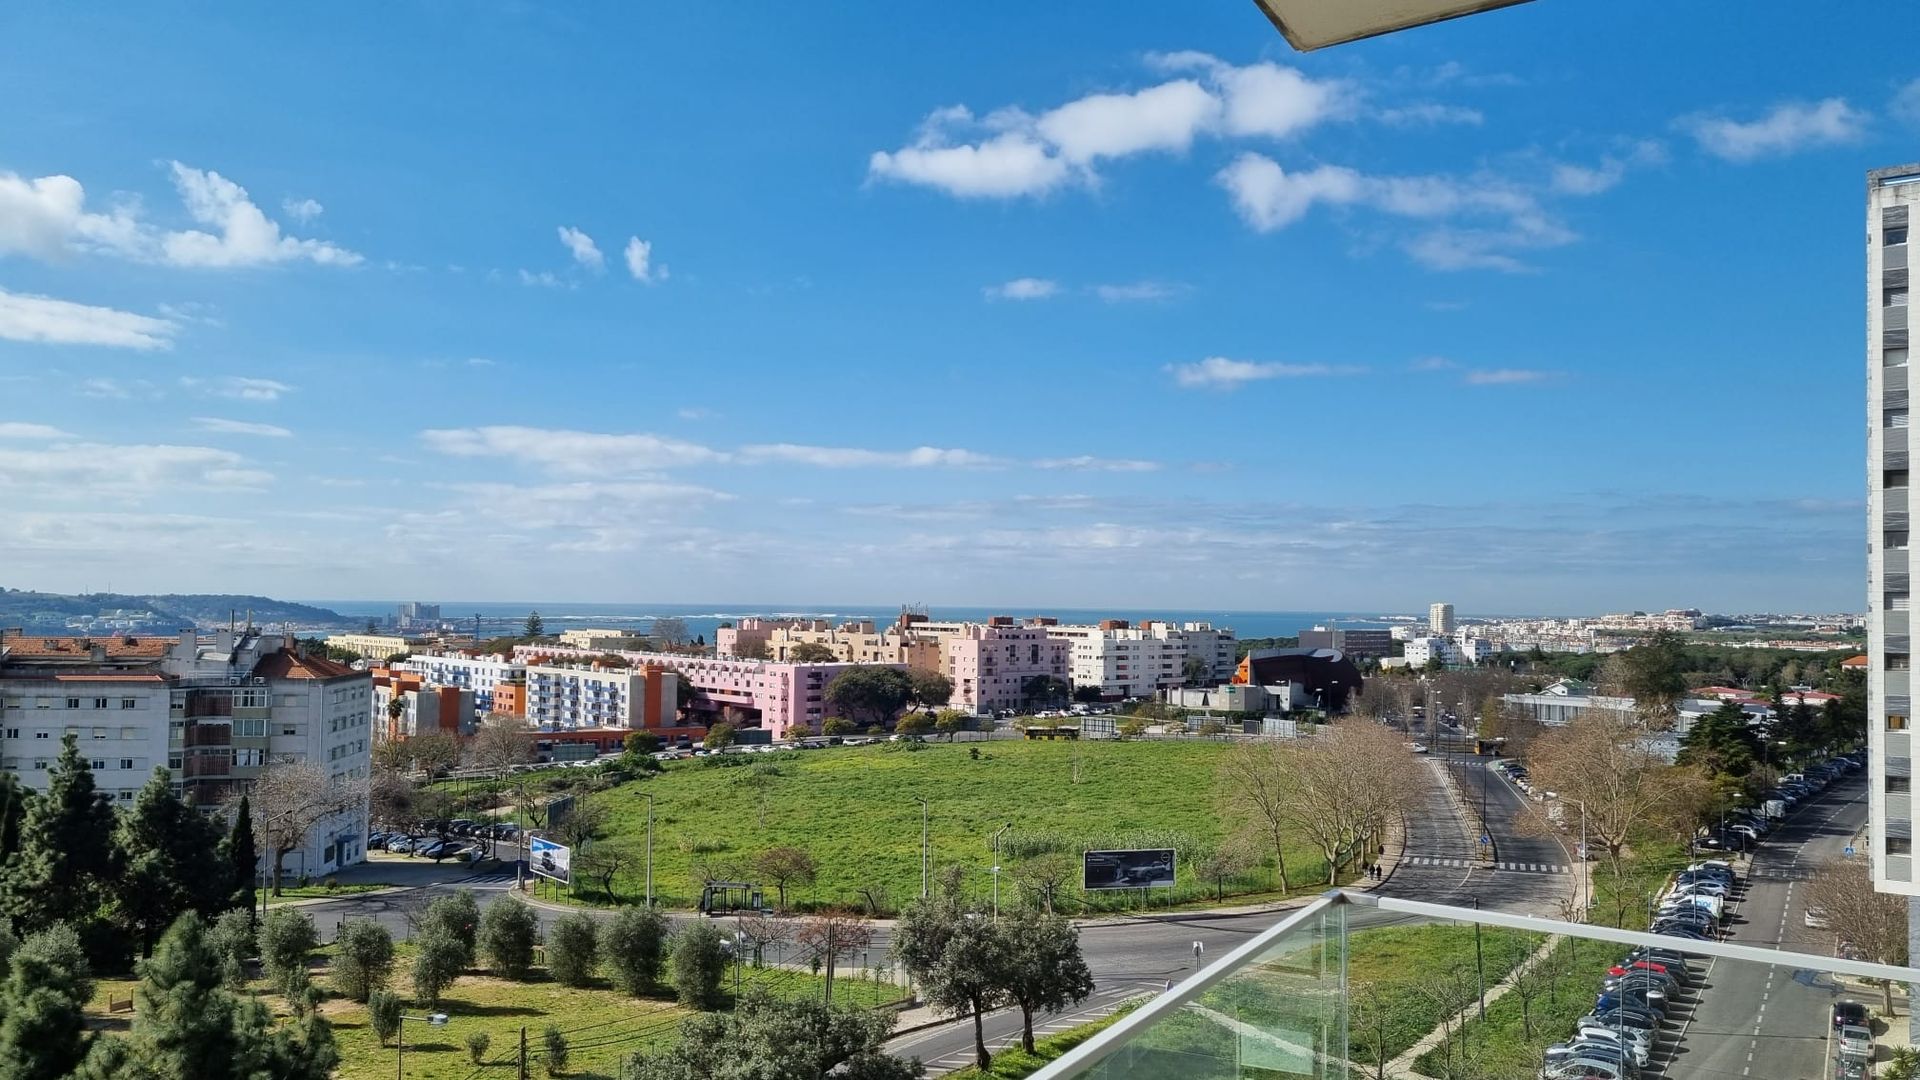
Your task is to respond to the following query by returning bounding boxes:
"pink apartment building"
[945,622,1069,714]
[511,644,895,740]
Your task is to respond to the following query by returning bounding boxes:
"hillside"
[0,587,351,632]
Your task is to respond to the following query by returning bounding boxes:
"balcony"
[183,722,232,748]
[1032,891,1917,1080]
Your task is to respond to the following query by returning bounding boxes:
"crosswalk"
[460,868,518,885]
[1401,855,1569,874]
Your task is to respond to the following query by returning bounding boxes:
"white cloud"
[1377,103,1483,127]
[1549,141,1666,195]
[160,163,362,267]
[519,269,565,288]
[466,356,496,367]
[421,425,726,473]
[984,277,1059,301]
[180,376,294,402]
[738,444,1003,469]
[1167,356,1361,389]
[0,422,71,439]
[676,406,715,421]
[282,197,323,222]
[623,236,666,283]
[0,442,272,494]
[1031,455,1161,473]
[868,57,1352,199]
[0,171,144,261]
[191,416,293,437]
[1215,154,1363,230]
[0,287,178,349]
[1092,281,1183,303]
[558,226,604,271]
[1680,99,1866,162]
[80,378,131,399]
[1463,368,1554,385]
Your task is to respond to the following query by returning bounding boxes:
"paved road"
[1663,773,1868,1080]
[1377,752,1577,917]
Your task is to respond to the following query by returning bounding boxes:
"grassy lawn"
[942,1001,1142,1079]
[588,741,1341,913]
[1346,923,1534,1072]
[262,883,393,906]
[1410,935,1620,1080]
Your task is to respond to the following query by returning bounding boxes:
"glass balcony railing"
[1032,890,1920,1080]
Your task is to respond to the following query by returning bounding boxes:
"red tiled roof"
[1841,654,1869,668]
[252,650,359,680]
[2,635,172,659]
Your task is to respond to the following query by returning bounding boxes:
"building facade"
[945,623,1070,713]
[1870,164,1919,895]
[1297,626,1397,658]
[1042,620,1236,699]
[324,633,426,660]
[557,629,653,651]
[0,629,371,878]
[398,651,523,718]
[1429,603,1456,636]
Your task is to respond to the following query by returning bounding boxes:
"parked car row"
[1541,938,1710,1079]
[1694,751,1863,853]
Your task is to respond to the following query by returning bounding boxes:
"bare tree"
[652,616,690,649]
[1009,853,1077,915]
[555,792,610,851]
[754,846,818,911]
[403,730,462,775]
[1808,858,1910,1014]
[246,759,368,895]
[795,908,876,983]
[1189,837,1258,903]
[852,882,891,919]
[1217,741,1296,894]
[734,911,792,966]
[1350,981,1421,1080]
[1279,721,1423,884]
[1527,711,1703,892]
[575,841,633,900]
[468,713,533,774]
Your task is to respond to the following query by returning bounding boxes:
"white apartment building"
[1455,636,1498,665]
[399,651,522,718]
[1429,603,1456,635]
[0,629,372,878]
[1042,621,1236,699]
[521,660,680,732]
[1402,636,1460,669]
[324,633,426,660]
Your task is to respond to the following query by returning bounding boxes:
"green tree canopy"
[890,897,1009,1071]
[0,924,94,1080]
[118,767,228,954]
[825,668,915,727]
[601,907,669,998]
[524,611,545,638]
[670,921,728,1010]
[221,794,257,917]
[999,916,1095,1054]
[1677,700,1762,777]
[3,735,119,938]
[620,990,924,1080]
[787,642,838,663]
[905,669,953,711]
[478,896,539,980]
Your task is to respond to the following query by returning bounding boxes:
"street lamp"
[396,1012,448,1079]
[991,822,1013,921]
[642,792,655,908]
[916,797,930,899]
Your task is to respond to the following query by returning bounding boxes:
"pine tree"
[524,611,545,638]
[0,773,31,865]
[0,924,96,1080]
[222,794,258,918]
[3,734,119,935]
[119,767,227,955]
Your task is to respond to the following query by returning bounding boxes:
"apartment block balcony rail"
[1030,889,1920,1080]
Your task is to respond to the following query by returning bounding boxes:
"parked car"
[1833,1002,1869,1030]
[388,837,415,854]
[1579,1010,1660,1034]
[1575,1024,1653,1063]
[1839,1025,1873,1061]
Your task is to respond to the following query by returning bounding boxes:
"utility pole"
[644,792,655,907]
[519,1026,528,1080]
[917,797,930,899]
[1472,898,1487,1027]
[823,922,836,1003]
[992,823,1013,921]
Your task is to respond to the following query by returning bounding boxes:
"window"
[1892,776,1912,793]
[1892,837,1914,856]
[120,698,137,709]
[1892,348,1912,367]
[1890,469,1911,488]
[121,726,138,740]
[1891,714,1910,730]
[32,760,48,770]
[91,727,107,740]
[33,731,49,740]
[65,698,79,710]
[167,755,182,770]
[1893,531,1912,550]
[1894,654,1914,670]
[1890,226,1910,246]
[118,758,134,770]
[1,729,13,740]
[1891,408,1910,429]
[117,790,133,801]
[92,698,107,710]
[1894,595,1912,612]
[89,759,105,770]
[1890,287,1911,308]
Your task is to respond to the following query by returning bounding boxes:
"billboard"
[530,836,572,884]
[1083,848,1177,891]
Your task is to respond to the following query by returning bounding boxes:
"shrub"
[601,907,668,996]
[368,988,402,1046]
[282,967,319,1017]
[420,889,480,967]
[412,928,466,1009]
[543,1024,569,1076]
[257,908,318,985]
[546,912,600,988]
[206,909,254,988]
[466,1030,492,1064]
[478,896,539,980]
[332,920,395,1002]
[670,921,728,1010]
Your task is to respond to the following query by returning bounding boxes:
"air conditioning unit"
[227,676,243,686]
[252,677,267,685]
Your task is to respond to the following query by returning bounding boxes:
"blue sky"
[0,2,1903,614]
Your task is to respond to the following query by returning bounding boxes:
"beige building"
[324,633,427,660]
[558,628,653,651]
[719,617,943,669]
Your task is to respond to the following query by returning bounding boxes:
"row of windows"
[4,725,145,741]
[2,756,146,771]
[4,696,143,710]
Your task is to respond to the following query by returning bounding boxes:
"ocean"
[304,600,1413,644]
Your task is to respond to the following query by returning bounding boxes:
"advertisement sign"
[530,836,572,884]
[1083,848,1177,891]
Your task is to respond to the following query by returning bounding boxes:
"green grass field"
[588,740,1339,913]
[943,1001,1142,1078]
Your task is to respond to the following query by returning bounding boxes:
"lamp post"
[916,797,930,899]
[991,822,1013,921]
[396,1012,448,1079]
[642,792,655,908]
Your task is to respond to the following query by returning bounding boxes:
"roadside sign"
[1479,834,1491,846]
[530,836,572,884]
[1084,849,1177,890]
[1845,845,1856,857]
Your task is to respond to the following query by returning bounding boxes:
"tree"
[1615,630,1688,723]
[206,909,253,989]
[466,1031,492,1065]
[400,730,462,775]
[1181,656,1212,686]
[894,905,1008,1071]
[624,730,663,757]
[3,734,119,935]
[788,642,838,663]
[367,988,401,1046]
[906,669,954,712]
[794,909,876,990]
[1808,857,1909,1014]
[1197,718,1227,736]
[825,667,916,727]
[1116,716,1149,738]
[247,760,367,896]
[578,842,635,900]
[704,722,737,751]
[332,920,394,1002]
[602,907,669,996]
[933,709,967,741]
[735,637,772,660]
[1190,838,1257,902]
[0,924,94,1080]
[411,928,465,1009]
[653,617,690,649]
[895,713,933,738]
[478,896,538,979]
[999,916,1094,1054]
[1269,722,1423,884]
[547,911,601,988]
[1072,684,1105,704]
[1020,675,1070,711]
[525,611,545,638]
[1218,741,1295,894]
[421,889,481,968]
[222,795,258,918]
[822,717,857,736]
[470,713,534,773]
[755,846,818,910]
[1009,853,1077,915]
[257,908,318,986]
[543,1023,570,1077]
[556,793,611,852]
[671,922,728,1010]
[119,765,230,954]
[1676,700,1762,777]
[0,773,31,867]
[620,990,924,1080]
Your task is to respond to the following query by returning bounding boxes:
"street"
[1377,751,1578,918]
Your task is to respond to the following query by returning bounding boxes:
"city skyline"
[0,3,1907,611]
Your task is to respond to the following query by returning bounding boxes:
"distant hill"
[0,588,352,633]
